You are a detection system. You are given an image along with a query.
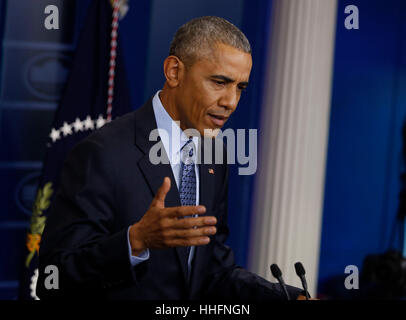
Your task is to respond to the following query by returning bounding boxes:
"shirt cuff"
[127,226,150,266]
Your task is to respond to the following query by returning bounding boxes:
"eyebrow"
[210,75,249,87]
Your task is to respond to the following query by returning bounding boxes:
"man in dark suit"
[37,16,303,300]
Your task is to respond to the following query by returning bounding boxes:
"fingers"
[164,226,217,239]
[165,205,207,218]
[151,177,171,208]
[171,216,217,229]
[164,236,211,247]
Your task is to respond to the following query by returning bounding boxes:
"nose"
[218,87,239,112]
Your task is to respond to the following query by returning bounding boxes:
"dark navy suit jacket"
[37,99,302,300]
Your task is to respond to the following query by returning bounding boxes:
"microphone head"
[294,262,306,276]
[270,264,282,278]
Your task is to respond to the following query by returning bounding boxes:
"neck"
[159,87,182,127]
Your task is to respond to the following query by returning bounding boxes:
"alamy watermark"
[44,264,59,290]
[44,5,59,30]
[344,5,359,30]
[344,265,359,290]
[148,122,257,176]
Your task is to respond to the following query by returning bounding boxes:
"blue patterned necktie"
[180,139,196,207]
[179,139,196,282]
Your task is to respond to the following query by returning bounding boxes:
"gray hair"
[169,16,251,67]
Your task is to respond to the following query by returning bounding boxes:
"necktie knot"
[181,139,196,165]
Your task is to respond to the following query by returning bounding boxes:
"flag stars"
[61,122,73,136]
[48,115,109,146]
[49,128,60,142]
[84,116,94,130]
[96,115,106,129]
[72,118,84,132]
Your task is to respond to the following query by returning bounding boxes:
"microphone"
[294,262,310,300]
[270,264,290,300]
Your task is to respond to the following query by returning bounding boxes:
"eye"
[238,85,247,92]
[213,80,225,87]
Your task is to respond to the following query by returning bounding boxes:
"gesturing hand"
[129,177,217,256]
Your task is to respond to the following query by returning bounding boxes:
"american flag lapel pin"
[208,168,214,175]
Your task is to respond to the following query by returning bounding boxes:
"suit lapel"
[134,99,190,285]
[137,152,179,206]
[197,136,217,210]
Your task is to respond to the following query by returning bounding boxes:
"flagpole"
[107,0,120,122]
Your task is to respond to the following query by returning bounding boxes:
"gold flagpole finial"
[109,0,129,20]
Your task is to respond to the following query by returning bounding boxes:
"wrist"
[129,224,146,256]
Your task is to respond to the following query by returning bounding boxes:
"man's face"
[174,43,252,136]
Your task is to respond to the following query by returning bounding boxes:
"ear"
[163,56,184,88]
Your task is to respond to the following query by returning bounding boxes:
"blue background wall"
[318,0,406,295]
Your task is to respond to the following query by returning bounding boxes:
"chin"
[202,127,221,138]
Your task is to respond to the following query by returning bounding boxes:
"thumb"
[151,177,171,208]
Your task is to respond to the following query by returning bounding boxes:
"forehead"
[193,43,252,80]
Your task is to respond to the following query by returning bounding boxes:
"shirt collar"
[152,90,199,162]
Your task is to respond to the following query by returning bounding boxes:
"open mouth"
[207,113,228,127]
